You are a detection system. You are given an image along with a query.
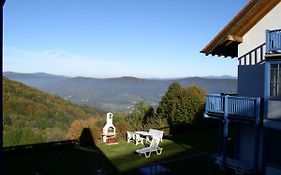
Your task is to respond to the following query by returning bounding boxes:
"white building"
[201,0,281,174]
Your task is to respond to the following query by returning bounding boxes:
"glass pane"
[271,64,278,69]
[270,83,277,97]
[270,64,281,97]
[271,70,277,83]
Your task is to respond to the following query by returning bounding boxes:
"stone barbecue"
[102,113,117,144]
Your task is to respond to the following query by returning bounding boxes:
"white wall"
[238,3,281,58]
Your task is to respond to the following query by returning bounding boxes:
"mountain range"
[3,72,237,112]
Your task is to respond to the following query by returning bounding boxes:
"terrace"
[204,94,261,124]
[204,94,262,174]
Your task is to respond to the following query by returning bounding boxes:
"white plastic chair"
[126,131,135,143]
[136,138,163,158]
[135,133,145,145]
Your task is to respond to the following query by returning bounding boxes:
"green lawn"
[97,128,220,173]
[97,139,191,172]
[4,128,223,175]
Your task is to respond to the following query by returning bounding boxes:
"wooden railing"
[238,29,281,66]
[238,43,266,65]
[205,94,225,113]
[205,94,261,120]
[266,29,281,54]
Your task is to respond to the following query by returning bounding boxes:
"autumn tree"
[157,83,206,128]
[66,117,96,140]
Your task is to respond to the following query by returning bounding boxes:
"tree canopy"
[157,83,206,127]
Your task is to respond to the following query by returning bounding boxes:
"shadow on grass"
[3,128,119,175]
[4,126,227,175]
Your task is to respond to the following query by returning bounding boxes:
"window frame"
[269,62,281,98]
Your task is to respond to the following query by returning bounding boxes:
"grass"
[97,139,191,172]
[97,128,220,173]
[3,127,223,175]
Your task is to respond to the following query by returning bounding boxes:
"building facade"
[201,0,281,174]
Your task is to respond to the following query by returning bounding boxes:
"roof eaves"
[200,0,265,58]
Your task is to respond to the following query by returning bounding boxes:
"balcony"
[238,29,281,65]
[204,94,261,124]
[266,29,281,54]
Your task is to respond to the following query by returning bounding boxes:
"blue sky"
[4,0,248,78]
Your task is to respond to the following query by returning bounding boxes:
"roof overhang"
[201,0,281,58]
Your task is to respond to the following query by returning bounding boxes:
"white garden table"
[135,131,154,137]
[135,131,155,143]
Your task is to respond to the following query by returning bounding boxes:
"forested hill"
[3,78,104,147]
[4,72,237,112]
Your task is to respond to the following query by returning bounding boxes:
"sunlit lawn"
[97,139,191,172]
[97,128,219,173]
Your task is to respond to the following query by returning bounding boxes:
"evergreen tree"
[128,102,155,129]
[157,82,181,120]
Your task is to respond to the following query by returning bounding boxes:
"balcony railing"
[266,29,281,54]
[238,29,281,66]
[205,94,261,121]
[238,43,266,65]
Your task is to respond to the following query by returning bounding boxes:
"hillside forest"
[4,72,237,112]
[3,78,207,147]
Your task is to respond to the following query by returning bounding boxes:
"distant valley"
[4,72,237,112]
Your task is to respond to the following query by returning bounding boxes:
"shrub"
[115,123,134,141]
[66,117,96,140]
[90,126,102,144]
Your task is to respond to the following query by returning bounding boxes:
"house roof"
[201,0,280,58]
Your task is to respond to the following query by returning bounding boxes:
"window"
[270,63,281,97]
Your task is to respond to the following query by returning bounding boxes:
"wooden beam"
[227,35,243,43]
